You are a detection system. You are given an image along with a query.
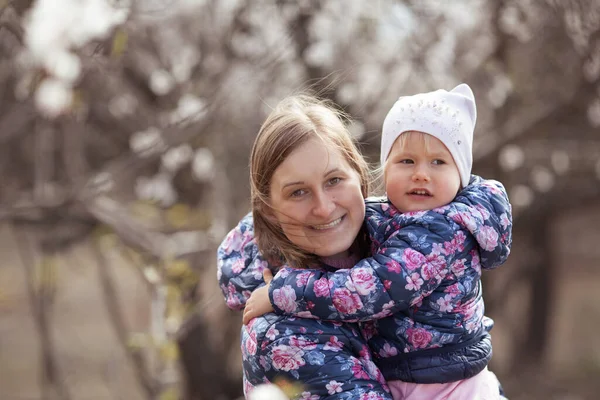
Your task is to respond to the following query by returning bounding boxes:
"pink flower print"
[483,181,502,194]
[451,258,467,277]
[350,268,377,295]
[379,342,398,357]
[270,344,305,371]
[232,258,245,274]
[372,301,395,319]
[444,283,461,297]
[265,326,279,341]
[386,259,401,273]
[226,283,242,309]
[381,203,389,212]
[332,288,363,315]
[361,322,377,340]
[272,285,297,313]
[323,336,344,352]
[221,229,242,254]
[296,311,318,319]
[295,271,313,288]
[326,380,343,395]
[313,277,332,298]
[405,273,423,291]
[421,262,438,281]
[402,248,427,271]
[406,327,433,349]
[289,335,318,350]
[360,393,388,400]
[475,204,491,220]
[383,280,392,290]
[451,211,478,232]
[500,213,510,230]
[352,358,370,379]
[245,330,257,355]
[427,253,447,272]
[436,295,453,312]
[300,392,320,400]
[251,259,268,280]
[431,242,446,256]
[243,377,253,396]
[476,225,499,251]
[470,249,481,274]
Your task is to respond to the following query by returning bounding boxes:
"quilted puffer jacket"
[267,175,512,383]
[218,217,392,399]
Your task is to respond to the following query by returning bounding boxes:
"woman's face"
[268,137,365,259]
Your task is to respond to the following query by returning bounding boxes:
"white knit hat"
[380,83,477,188]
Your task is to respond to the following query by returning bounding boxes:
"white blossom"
[498,145,525,171]
[511,185,534,209]
[162,145,193,172]
[44,51,81,83]
[134,174,177,207]
[170,94,206,124]
[551,151,570,175]
[109,93,138,117]
[130,127,166,157]
[192,148,215,182]
[587,98,600,127]
[531,166,554,193]
[35,78,73,118]
[149,69,175,96]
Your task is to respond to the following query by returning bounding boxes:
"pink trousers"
[388,367,501,400]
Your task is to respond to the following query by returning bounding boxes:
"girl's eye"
[432,159,446,165]
[398,159,414,164]
[327,177,342,186]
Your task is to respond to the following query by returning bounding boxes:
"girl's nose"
[412,165,431,182]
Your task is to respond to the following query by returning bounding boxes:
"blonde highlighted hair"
[250,94,370,268]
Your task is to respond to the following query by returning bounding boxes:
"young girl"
[218,95,392,399]
[243,84,512,399]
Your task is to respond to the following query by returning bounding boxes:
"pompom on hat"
[380,83,477,188]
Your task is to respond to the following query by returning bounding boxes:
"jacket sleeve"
[267,209,459,322]
[217,212,272,311]
[451,175,513,270]
[242,318,392,399]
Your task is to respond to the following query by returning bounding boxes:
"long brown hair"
[250,94,370,268]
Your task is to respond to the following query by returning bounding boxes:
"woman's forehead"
[271,138,352,186]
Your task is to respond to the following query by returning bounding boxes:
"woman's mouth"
[311,216,344,230]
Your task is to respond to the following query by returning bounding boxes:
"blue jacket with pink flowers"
[218,218,392,399]
[266,175,512,383]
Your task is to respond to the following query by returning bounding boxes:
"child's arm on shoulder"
[266,206,458,322]
[217,212,273,311]
[451,175,513,269]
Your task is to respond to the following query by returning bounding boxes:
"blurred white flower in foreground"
[135,174,178,207]
[24,0,130,117]
[248,384,289,400]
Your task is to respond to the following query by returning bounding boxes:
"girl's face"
[384,131,461,213]
[268,137,365,260]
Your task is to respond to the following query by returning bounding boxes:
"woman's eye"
[327,177,342,186]
[432,159,446,165]
[290,189,307,198]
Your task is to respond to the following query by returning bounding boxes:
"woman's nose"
[312,191,335,218]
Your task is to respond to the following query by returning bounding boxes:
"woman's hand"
[243,269,275,324]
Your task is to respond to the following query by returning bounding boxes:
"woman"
[217,95,391,399]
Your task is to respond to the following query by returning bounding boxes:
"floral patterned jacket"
[267,175,513,383]
[218,217,392,399]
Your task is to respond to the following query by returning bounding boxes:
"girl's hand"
[243,269,275,324]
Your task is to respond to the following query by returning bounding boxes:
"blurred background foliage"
[0,0,599,399]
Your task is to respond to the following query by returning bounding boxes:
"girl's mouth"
[409,189,432,197]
